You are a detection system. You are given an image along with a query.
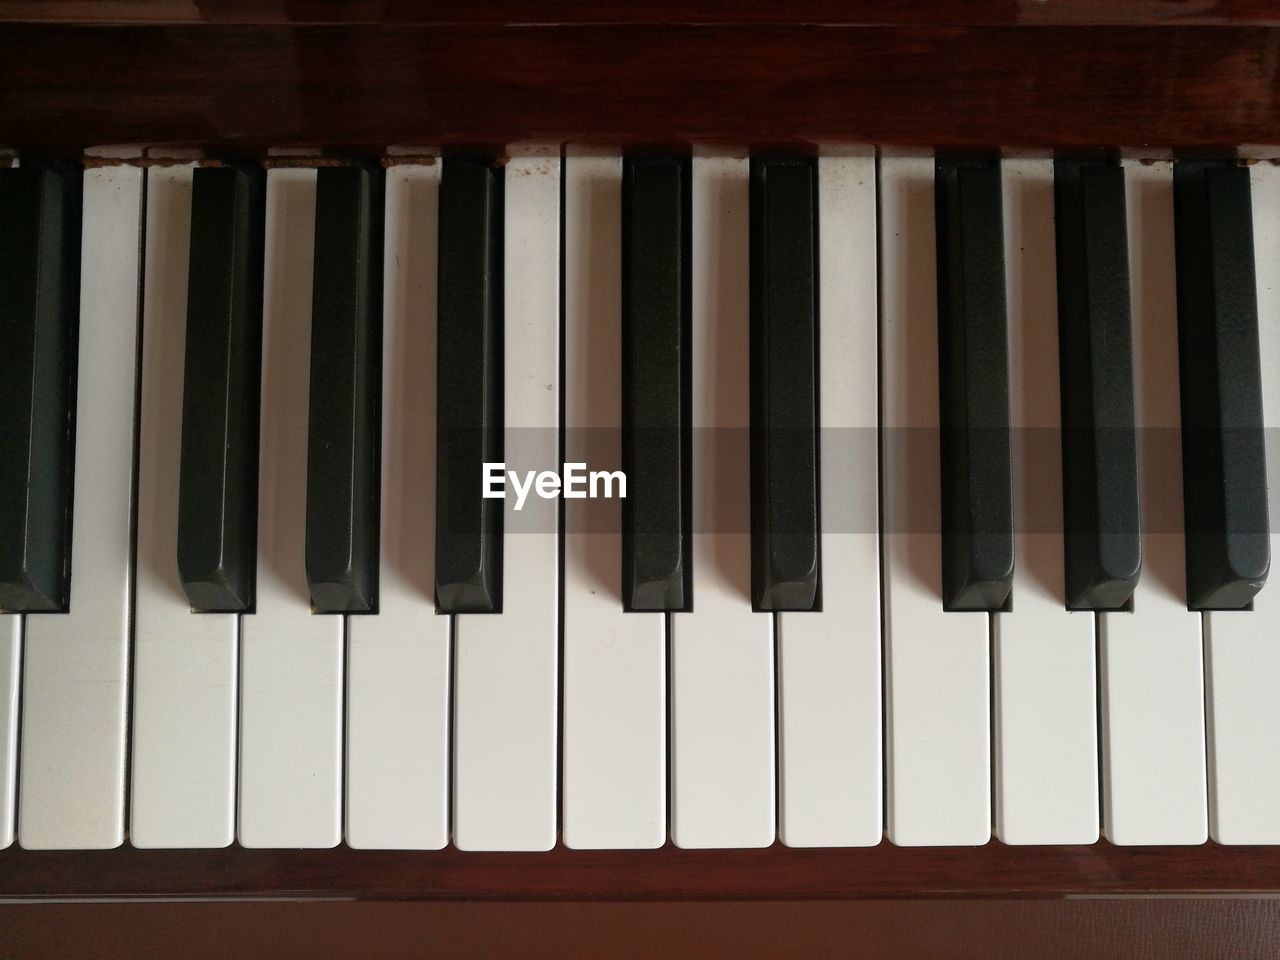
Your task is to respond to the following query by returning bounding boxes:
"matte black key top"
[622,156,692,611]
[435,158,503,613]
[177,164,266,612]
[0,161,81,613]
[1054,159,1142,610]
[749,157,820,612]
[1173,160,1269,610]
[305,163,383,613]
[936,159,1014,611]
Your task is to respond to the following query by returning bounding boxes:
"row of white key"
[5,154,1280,850]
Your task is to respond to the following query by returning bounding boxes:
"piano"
[2,0,1280,907]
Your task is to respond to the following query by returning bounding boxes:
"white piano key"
[777,150,881,848]
[669,151,775,850]
[452,149,560,852]
[129,164,238,848]
[1100,160,1207,846]
[993,159,1099,845]
[18,166,142,850]
[345,162,451,850]
[237,167,343,849]
[0,616,16,848]
[561,150,666,850]
[1204,161,1280,845]
[880,155,990,847]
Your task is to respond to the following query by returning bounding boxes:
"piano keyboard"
[0,150,1276,853]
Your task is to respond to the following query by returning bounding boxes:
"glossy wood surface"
[3,0,1280,26]
[1,841,1279,900]
[0,21,1278,150]
[7,900,1280,960]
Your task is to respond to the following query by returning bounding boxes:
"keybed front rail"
[3,842,1280,900]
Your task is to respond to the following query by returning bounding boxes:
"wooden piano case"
[0,6,1279,953]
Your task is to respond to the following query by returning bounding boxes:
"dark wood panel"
[0,24,1277,150]
[1,841,1279,901]
[2,0,1278,27]
[5,900,1280,960]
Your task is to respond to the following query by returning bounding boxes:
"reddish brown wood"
[0,23,1278,151]
[3,0,1280,27]
[0,841,1279,901]
[6,900,1280,960]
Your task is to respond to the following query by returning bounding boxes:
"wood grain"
[5,900,1280,960]
[0,23,1277,150]
[1,841,1280,901]
[2,0,1280,27]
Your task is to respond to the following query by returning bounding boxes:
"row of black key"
[179,163,384,615]
[938,157,1269,612]
[0,157,1268,617]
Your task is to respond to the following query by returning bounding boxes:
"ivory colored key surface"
[561,150,666,849]
[880,155,990,847]
[452,149,561,852]
[238,167,344,848]
[777,150,881,847]
[993,159,1099,845]
[19,166,142,849]
[1100,160,1207,846]
[0,616,16,848]
[669,152,775,849]
[346,162,451,850]
[130,165,239,848]
[1205,161,1280,844]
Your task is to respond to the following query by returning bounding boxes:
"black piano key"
[177,164,266,613]
[1173,160,1270,610]
[0,161,81,613]
[304,163,384,614]
[936,159,1014,612]
[622,156,692,612]
[749,157,820,612]
[435,158,503,613]
[1053,159,1142,611]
